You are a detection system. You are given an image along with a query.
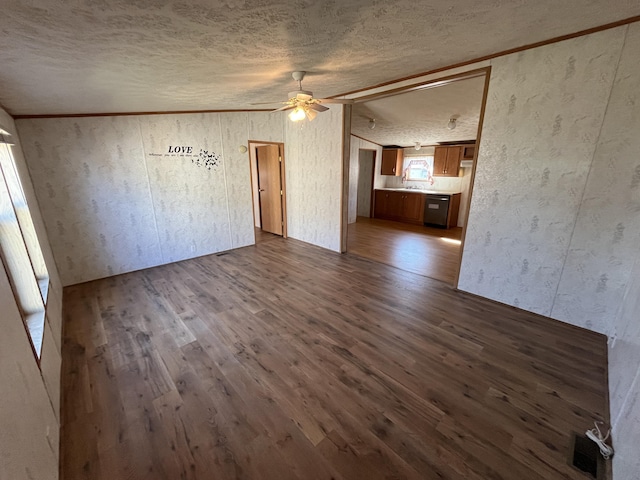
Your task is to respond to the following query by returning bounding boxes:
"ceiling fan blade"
[305,109,318,121]
[273,104,295,112]
[317,98,354,104]
[309,103,329,112]
[250,101,287,105]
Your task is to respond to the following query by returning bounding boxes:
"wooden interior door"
[256,145,283,236]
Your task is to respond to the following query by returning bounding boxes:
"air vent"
[569,432,602,479]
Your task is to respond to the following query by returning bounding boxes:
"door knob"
[259,188,265,192]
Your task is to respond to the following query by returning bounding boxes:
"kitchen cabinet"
[433,146,462,177]
[374,190,425,224]
[385,190,403,216]
[402,192,423,221]
[381,148,403,176]
[375,190,461,228]
[448,193,461,228]
[374,190,392,217]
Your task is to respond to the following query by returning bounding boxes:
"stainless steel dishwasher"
[424,194,450,227]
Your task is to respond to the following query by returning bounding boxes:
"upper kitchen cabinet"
[433,146,462,177]
[381,148,403,176]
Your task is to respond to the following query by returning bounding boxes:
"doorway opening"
[343,68,491,286]
[355,149,376,219]
[248,141,287,243]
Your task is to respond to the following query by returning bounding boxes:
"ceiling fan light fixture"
[305,108,318,121]
[288,107,306,122]
[369,118,376,130]
[447,117,457,130]
[262,71,352,121]
[289,90,313,101]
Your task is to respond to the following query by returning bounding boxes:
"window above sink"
[403,156,434,182]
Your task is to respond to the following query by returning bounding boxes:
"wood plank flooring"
[347,217,462,284]
[61,236,609,480]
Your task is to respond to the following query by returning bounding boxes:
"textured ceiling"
[351,75,485,147]
[0,1,639,116]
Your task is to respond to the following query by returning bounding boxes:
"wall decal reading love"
[147,145,222,171]
[168,146,193,154]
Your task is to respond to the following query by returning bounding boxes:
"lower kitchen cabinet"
[374,190,425,224]
[402,192,423,221]
[374,190,391,217]
[374,190,461,228]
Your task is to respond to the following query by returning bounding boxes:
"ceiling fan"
[253,71,353,121]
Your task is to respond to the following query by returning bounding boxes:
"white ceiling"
[1,1,638,116]
[351,75,486,146]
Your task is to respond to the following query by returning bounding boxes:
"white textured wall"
[17,112,285,285]
[551,24,640,334]
[457,24,640,479]
[20,115,162,283]
[456,168,473,227]
[459,27,625,319]
[139,114,233,263]
[0,106,62,479]
[285,107,345,252]
[18,108,346,282]
[220,113,259,249]
[609,257,640,479]
[0,265,59,480]
[596,24,640,480]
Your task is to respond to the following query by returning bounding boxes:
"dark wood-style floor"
[61,236,609,480]
[347,217,462,284]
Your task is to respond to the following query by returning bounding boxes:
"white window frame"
[0,129,49,362]
[404,155,434,182]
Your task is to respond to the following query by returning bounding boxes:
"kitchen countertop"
[377,188,462,195]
